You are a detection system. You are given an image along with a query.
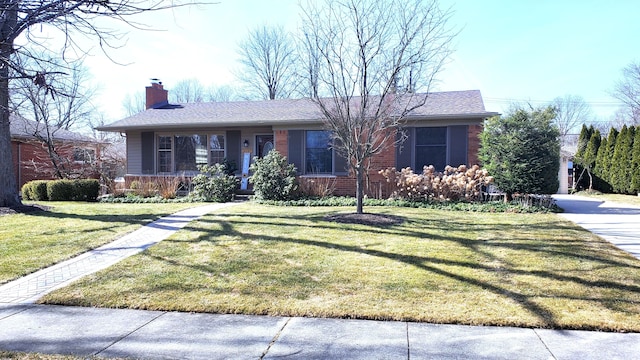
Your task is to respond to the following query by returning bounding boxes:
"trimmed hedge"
[21,179,100,202]
[21,180,49,201]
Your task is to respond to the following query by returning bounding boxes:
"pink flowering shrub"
[379,165,494,201]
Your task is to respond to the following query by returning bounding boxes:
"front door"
[256,135,274,158]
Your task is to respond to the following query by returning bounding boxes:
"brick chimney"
[145,80,168,109]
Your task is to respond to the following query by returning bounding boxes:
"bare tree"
[170,78,206,103]
[121,91,146,116]
[0,0,199,207]
[206,84,237,102]
[11,54,97,179]
[552,94,592,147]
[613,61,640,125]
[300,0,456,213]
[236,24,297,100]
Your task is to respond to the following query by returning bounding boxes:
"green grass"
[0,202,199,284]
[41,203,640,332]
[576,191,640,206]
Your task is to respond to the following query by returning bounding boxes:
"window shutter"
[448,125,468,167]
[141,131,155,174]
[396,128,413,170]
[333,140,349,175]
[288,130,304,174]
[226,130,241,175]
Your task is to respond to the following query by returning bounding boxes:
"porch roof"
[97,90,498,132]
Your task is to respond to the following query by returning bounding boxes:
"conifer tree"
[576,130,600,191]
[593,136,608,192]
[610,125,634,194]
[480,106,560,201]
[598,128,618,193]
[631,128,640,194]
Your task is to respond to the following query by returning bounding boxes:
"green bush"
[249,150,298,201]
[47,180,74,201]
[191,164,239,202]
[21,182,33,200]
[30,180,50,201]
[72,179,100,201]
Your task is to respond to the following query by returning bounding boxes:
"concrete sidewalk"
[1,304,639,359]
[553,194,640,260]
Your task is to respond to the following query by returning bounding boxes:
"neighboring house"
[97,81,498,197]
[10,114,101,191]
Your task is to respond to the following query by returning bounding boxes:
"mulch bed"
[324,213,405,226]
[0,204,49,216]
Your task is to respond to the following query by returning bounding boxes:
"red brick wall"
[468,124,483,166]
[14,139,100,191]
[275,130,288,157]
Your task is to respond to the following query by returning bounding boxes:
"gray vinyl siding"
[126,131,142,174]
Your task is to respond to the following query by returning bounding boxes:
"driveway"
[553,194,640,260]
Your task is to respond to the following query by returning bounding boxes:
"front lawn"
[0,202,199,284]
[41,204,640,332]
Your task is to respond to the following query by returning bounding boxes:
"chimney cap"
[150,78,162,85]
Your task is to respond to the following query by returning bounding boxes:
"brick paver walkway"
[0,202,240,304]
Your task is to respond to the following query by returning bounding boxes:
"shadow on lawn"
[154,210,640,330]
[23,207,180,231]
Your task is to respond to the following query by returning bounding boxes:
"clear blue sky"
[65,0,638,126]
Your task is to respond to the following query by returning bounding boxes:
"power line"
[483,97,624,107]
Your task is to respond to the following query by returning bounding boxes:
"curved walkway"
[0,202,240,304]
[553,194,640,260]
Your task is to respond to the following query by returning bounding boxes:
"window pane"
[159,136,172,150]
[415,127,447,171]
[415,145,446,171]
[416,127,446,145]
[158,136,172,173]
[175,134,207,172]
[210,135,225,165]
[306,130,332,173]
[158,151,172,173]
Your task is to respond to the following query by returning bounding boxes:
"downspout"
[17,141,21,193]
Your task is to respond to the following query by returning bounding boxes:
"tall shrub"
[632,128,640,194]
[479,106,560,201]
[610,125,634,194]
[597,128,618,193]
[574,128,600,191]
[191,164,238,202]
[249,150,298,201]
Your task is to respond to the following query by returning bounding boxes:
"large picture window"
[415,127,447,171]
[306,130,332,173]
[209,135,225,165]
[175,134,207,172]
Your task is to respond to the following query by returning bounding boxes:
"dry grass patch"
[41,204,640,332]
[576,192,640,207]
[0,202,198,284]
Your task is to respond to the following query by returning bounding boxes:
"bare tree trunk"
[0,53,20,207]
[0,1,20,207]
[356,165,364,214]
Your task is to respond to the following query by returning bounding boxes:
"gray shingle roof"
[10,114,97,143]
[97,90,498,132]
